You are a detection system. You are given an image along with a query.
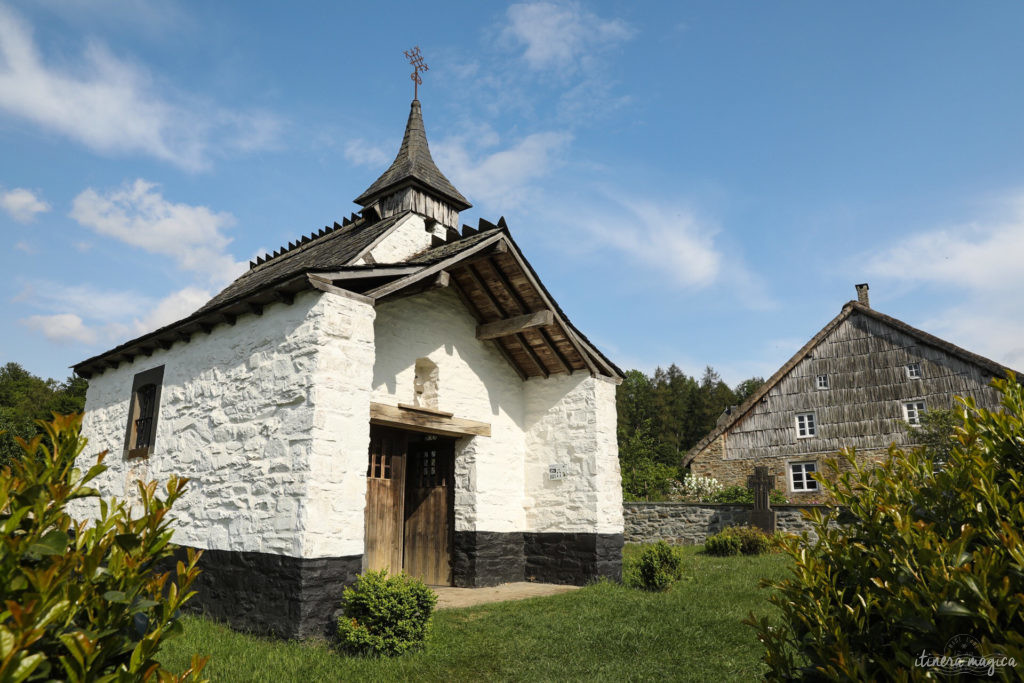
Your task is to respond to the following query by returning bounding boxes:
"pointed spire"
[353,99,471,211]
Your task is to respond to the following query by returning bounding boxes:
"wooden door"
[363,428,406,574]
[402,435,454,585]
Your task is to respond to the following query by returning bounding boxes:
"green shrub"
[0,413,207,682]
[705,526,772,556]
[629,541,685,591]
[336,570,438,656]
[704,530,741,556]
[710,485,788,505]
[746,375,1024,680]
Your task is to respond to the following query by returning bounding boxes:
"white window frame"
[789,461,819,492]
[795,412,817,438]
[903,400,926,425]
[816,374,829,390]
[906,362,922,379]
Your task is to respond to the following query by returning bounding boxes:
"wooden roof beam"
[477,310,554,341]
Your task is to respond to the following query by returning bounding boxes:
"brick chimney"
[855,283,870,307]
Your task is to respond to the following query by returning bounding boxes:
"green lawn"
[159,545,789,682]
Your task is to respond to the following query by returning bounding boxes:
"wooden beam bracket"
[476,310,554,341]
[370,402,491,438]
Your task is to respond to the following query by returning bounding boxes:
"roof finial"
[404,46,429,100]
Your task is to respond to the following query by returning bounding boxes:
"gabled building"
[74,99,624,638]
[684,284,1015,501]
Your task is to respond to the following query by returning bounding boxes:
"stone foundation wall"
[624,502,839,545]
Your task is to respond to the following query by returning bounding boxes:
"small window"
[906,363,922,379]
[816,374,829,390]
[795,412,817,438]
[790,461,819,491]
[123,366,164,458]
[904,400,926,425]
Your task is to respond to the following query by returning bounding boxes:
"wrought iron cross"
[404,46,429,99]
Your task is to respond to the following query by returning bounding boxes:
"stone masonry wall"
[78,289,376,559]
[624,502,839,545]
[523,374,624,535]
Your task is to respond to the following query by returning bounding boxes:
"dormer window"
[906,363,922,379]
[816,374,829,390]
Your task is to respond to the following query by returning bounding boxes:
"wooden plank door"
[363,428,406,574]
[402,435,454,585]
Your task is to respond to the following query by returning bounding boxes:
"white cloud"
[22,313,97,344]
[18,282,212,347]
[434,130,572,208]
[865,194,1024,368]
[70,179,246,286]
[343,138,391,168]
[503,2,635,73]
[14,240,34,253]
[0,5,279,170]
[1,187,50,222]
[586,201,723,288]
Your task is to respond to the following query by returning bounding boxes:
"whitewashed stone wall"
[78,290,376,559]
[354,213,446,265]
[523,374,623,534]
[371,287,527,532]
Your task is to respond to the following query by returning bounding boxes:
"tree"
[1,413,208,681]
[0,362,87,466]
[906,407,959,467]
[747,376,1024,680]
[733,376,765,404]
[618,420,676,501]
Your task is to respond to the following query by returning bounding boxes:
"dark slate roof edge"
[682,301,1021,466]
[72,269,317,377]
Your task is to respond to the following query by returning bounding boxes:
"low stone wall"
[623,502,837,545]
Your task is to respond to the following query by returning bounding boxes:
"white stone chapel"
[75,98,624,637]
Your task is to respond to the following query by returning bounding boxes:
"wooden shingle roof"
[682,300,1020,466]
[353,99,470,211]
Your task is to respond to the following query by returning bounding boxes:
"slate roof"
[353,100,471,211]
[682,301,1020,466]
[197,211,406,314]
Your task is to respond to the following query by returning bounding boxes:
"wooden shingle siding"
[724,312,1002,461]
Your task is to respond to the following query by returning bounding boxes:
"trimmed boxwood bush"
[336,570,438,657]
[705,526,771,556]
[630,541,685,591]
[747,375,1024,680]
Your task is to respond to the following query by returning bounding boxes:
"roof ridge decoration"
[681,300,1021,466]
[353,99,471,212]
[248,210,379,271]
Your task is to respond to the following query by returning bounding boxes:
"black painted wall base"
[524,532,623,584]
[171,532,622,638]
[452,531,525,587]
[453,531,623,587]
[168,547,361,639]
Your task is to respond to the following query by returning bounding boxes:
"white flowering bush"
[675,474,723,502]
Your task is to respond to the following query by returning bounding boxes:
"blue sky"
[3,1,1024,385]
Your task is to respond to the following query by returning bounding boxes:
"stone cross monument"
[747,466,777,532]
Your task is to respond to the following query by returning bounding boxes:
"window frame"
[903,400,926,426]
[789,461,819,492]
[906,362,922,379]
[123,365,165,459]
[815,374,829,390]
[795,411,817,438]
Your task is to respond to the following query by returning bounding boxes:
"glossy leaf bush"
[747,376,1024,680]
[0,413,207,682]
[336,570,437,657]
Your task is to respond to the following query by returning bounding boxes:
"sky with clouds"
[2,1,1024,385]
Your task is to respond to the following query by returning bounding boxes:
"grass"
[159,545,789,682]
